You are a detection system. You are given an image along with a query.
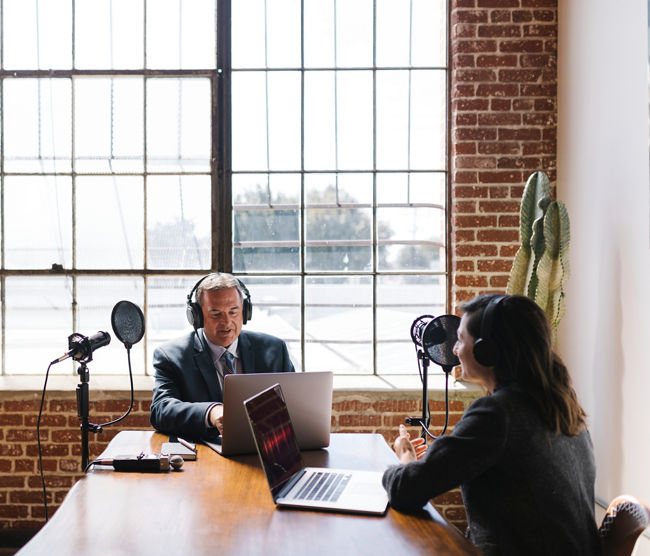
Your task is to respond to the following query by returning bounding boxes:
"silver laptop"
[244,383,389,516]
[205,371,333,456]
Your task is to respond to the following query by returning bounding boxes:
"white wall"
[557,0,650,550]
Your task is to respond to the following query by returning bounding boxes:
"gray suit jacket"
[150,329,295,441]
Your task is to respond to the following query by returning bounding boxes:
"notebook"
[244,383,389,516]
[205,371,333,456]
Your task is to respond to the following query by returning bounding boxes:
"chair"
[599,495,650,556]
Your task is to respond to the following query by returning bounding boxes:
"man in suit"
[150,273,295,442]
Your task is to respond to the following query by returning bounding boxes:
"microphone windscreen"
[111,300,145,348]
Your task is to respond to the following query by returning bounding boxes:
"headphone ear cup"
[242,297,252,325]
[186,301,203,330]
[473,337,498,367]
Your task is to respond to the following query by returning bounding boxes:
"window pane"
[232,71,301,172]
[146,78,211,172]
[377,70,446,171]
[305,174,372,272]
[377,172,445,206]
[305,276,372,374]
[3,79,72,173]
[242,276,302,370]
[233,174,300,273]
[146,0,216,69]
[75,0,144,69]
[77,277,145,374]
[147,276,197,364]
[304,0,372,68]
[147,175,211,269]
[75,177,144,269]
[376,274,445,374]
[5,277,72,375]
[3,0,72,70]
[75,78,144,173]
[376,0,446,67]
[304,71,372,171]
[4,176,72,269]
[232,0,301,68]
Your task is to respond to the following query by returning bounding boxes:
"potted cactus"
[506,171,570,336]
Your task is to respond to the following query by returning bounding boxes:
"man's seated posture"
[150,273,295,442]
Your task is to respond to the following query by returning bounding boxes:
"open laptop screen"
[245,384,304,496]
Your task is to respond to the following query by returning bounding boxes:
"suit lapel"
[238,331,253,373]
[192,331,223,401]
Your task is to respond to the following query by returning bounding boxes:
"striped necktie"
[221,351,236,375]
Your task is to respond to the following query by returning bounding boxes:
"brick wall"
[0,388,479,544]
[450,0,558,308]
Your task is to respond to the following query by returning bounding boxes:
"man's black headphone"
[186,273,253,329]
[472,295,507,367]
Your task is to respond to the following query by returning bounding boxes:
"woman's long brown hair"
[461,294,587,436]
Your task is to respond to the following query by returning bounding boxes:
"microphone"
[52,331,111,364]
[92,453,184,472]
[410,314,461,371]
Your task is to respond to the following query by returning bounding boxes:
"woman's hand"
[393,424,427,464]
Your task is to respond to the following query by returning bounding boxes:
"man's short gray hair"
[196,273,244,305]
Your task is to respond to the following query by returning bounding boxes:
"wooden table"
[18,431,478,555]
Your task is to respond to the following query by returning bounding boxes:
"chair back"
[599,495,650,556]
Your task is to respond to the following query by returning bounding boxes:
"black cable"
[37,362,53,522]
[414,345,451,441]
[94,347,134,429]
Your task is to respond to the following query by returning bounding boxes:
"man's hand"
[208,404,225,434]
[393,424,427,464]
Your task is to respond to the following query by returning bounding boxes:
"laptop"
[205,371,333,456]
[244,383,389,516]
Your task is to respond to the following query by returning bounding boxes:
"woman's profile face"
[454,313,497,392]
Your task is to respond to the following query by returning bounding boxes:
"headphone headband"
[472,295,507,367]
[186,273,252,329]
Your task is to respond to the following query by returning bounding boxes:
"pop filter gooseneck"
[408,314,461,441]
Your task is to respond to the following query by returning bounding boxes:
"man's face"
[200,287,244,347]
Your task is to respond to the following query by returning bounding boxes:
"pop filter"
[111,301,145,349]
[411,314,460,372]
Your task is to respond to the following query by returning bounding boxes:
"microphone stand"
[406,348,431,440]
[76,361,103,471]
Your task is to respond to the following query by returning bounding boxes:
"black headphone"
[186,274,253,329]
[472,295,507,367]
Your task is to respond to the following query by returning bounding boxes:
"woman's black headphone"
[186,274,253,329]
[472,295,506,367]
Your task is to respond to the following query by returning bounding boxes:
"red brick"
[521,54,556,68]
[14,459,35,473]
[523,24,556,37]
[3,401,42,412]
[454,185,489,198]
[488,186,510,198]
[478,171,522,184]
[49,401,77,412]
[496,156,542,169]
[0,475,26,488]
[478,24,521,38]
[498,128,541,141]
[333,400,372,412]
[455,230,476,243]
[490,275,510,287]
[490,10,512,23]
[6,430,37,442]
[453,142,477,155]
[512,10,534,23]
[455,156,496,169]
[476,54,517,67]
[0,505,28,518]
[513,99,535,111]
[520,83,556,96]
[453,84,476,97]
[0,461,11,472]
[433,490,465,505]
[453,23,477,39]
[454,260,476,271]
[456,244,498,257]
[476,84,519,97]
[454,172,479,185]
[533,10,555,22]
[477,0,519,7]
[455,128,497,141]
[455,275,488,288]
[0,415,23,426]
[478,113,521,126]
[338,415,382,427]
[454,0,476,7]
[478,259,514,272]
[454,39,498,53]
[478,142,520,155]
[499,39,544,53]
[490,98,512,111]
[453,98,490,111]
[453,55,476,69]
[477,229,519,242]
[499,69,543,82]
[456,69,497,82]
[479,200,520,213]
[500,245,520,257]
[499,215,519,227]
[454,215,497,228]
[10,491,46,504]
[452,9,488,23]
[454,200,477,213]
[0,444,23,457]
[455,113,477,126]
[523,112,556,126]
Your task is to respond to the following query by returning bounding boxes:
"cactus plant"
[506,171,570,335]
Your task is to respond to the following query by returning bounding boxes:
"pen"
[177,437,196,452]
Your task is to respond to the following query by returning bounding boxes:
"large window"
[0,0,448,377]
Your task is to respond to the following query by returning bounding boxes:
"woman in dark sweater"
[382,294,601,555]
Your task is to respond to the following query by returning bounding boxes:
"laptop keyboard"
[293,471,352,502]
